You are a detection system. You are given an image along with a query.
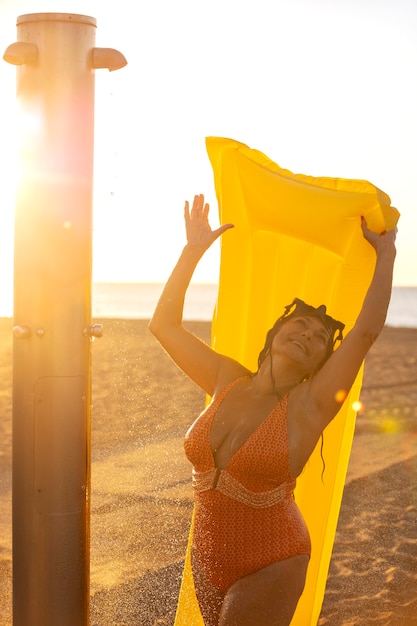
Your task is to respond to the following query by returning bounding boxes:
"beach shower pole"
[3,14,126,625]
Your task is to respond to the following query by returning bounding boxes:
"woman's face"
[271,315,331,376]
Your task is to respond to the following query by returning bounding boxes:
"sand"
[0,318,416,625]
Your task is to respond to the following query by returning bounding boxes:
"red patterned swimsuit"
[184,377,311,593]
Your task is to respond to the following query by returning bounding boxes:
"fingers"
[360,215,397,256]
[202,201,210,221]
[211,223,235,241]
[219,223,234,234]
[361,215,397,238]
[184,195,203,222]
[360,216,372,234]
[191,193,206,217]
[184,194,210,221]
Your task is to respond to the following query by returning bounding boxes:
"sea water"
[92,283,417,328]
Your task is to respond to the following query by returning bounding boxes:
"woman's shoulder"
[213,360,252,398]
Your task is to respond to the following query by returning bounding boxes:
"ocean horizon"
[91,283,417,329]
[0,283,415,327]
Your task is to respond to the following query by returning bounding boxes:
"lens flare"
[334,389,347,403]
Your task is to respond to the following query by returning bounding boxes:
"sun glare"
[0,97,18,317]
[0,88,46,317]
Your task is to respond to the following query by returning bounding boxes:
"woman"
[149,193,397,626]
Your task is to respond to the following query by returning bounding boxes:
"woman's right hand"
[184,194,233,251]
[361,216,397,255]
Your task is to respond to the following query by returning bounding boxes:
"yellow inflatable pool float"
[174,137,399,625]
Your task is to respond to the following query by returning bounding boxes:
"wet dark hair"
[257,297,345,373]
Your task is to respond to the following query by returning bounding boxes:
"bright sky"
[0,0,416,316]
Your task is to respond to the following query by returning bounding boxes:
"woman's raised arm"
[148,194,235,395]
[306,218,397,432]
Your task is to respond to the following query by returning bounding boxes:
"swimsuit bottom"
[191,467,311,593]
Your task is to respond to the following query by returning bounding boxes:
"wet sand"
[0,319,416,625]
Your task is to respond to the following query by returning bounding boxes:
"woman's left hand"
[361,216,397,254]
[184,193,233,252]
